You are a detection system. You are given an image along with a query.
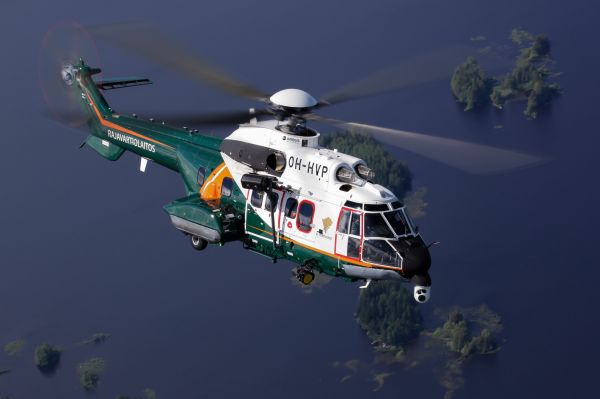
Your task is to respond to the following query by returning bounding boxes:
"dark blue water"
[1,0,599,397]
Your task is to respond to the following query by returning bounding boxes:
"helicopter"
[40,23,542,303]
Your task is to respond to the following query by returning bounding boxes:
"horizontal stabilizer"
[96,76,152,90]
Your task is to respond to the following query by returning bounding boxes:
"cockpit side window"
[350,213,361,236]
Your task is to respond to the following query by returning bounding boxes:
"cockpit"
[335,200,419,270]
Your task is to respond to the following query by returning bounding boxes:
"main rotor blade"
[141,108,272,127]
[313,116,543,174]
[89,22,270,102]
[319,45,476,106]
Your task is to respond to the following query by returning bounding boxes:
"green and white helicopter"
[41,23,541,303]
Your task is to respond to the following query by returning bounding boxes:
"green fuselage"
[72,61,353,280]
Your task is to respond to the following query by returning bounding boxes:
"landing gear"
[295,263,316,285]
[190,235,208,251]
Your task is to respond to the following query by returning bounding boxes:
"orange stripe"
[83,86,174,150]
[247,225,403,272]
[199,162,232,201]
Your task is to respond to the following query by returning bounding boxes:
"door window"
[350,212,361,236]
[297,201,315,232]
[336,208,362,259]
[338,210,351,234]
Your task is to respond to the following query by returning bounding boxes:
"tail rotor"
[38,21,102,128]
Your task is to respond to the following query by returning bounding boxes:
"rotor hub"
[61,64,77,86]
[269,88,318,109]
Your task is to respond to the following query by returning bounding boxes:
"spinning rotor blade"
[319,45,475,107]
[142,109,272,127]
[39,21,101,128]
[312,116,543,174]
[89,22,270,102]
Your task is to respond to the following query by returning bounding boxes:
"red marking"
[287,221,292,228]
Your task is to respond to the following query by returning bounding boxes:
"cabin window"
[221,177,233,197]
[251,190,264,208]
[197,167,206,186]
[264,192,279,212]
[297,201,315,232]
[284,198,298,218]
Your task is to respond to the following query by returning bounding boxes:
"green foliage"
[510,27,534,47]
[432,306,501,358]
[116,388,156,399]
[77,357,105,391]
[144,388,157,399]
[450,57,494,111]
[404,187,428,219]
[3,340,25,356]
[356,281,423,347]
[320,131,413,199]
[491,29,561,118]
[34,343,61,370]
[456,28,560,119]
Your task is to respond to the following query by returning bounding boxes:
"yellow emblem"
[322,217,333,233]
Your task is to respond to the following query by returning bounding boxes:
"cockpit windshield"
[383,209,412,236]
[364,213,394,238]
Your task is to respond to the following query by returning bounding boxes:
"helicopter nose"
[401,243,431,278]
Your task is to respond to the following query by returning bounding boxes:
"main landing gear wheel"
[190,235,207,251]
[296,268,315,285]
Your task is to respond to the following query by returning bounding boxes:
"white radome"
[269,88,318,109]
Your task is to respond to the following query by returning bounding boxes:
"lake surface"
[1,0,599,397]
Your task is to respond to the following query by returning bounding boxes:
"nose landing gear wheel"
[191,235,208,251]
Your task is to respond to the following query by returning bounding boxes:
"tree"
[34,343,61,371]
[356,281,423,347]
[77,357,106,390]
[450,57,494,111]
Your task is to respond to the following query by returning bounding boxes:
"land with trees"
[77,357,106,390]
[34,343,62,371]
[451,28,561,118]
[356,281,423,350]
[3,340,25,356]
